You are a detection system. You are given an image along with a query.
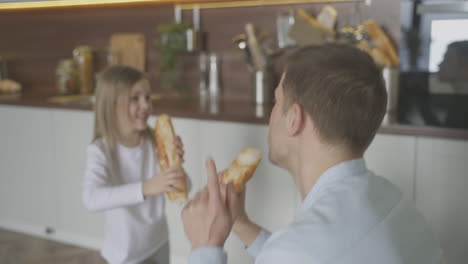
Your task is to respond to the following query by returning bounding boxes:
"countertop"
[1,92,468,141]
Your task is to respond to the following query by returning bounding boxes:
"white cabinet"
[0,106,56,233]
[51,109,103,248]
[2,104,467,264]
[365,134,417,200]
[415,138,468,264]
[0,106,103,248]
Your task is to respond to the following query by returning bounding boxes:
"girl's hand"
[174,135,185,162]
[142,166,187,197]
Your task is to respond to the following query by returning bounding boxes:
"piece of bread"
[317,5,338,31]
[359,20,399,67]
[222,148,262,193]
[154,114,187,201]
[0,79,22,94]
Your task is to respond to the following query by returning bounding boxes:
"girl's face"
[116,79,152,137]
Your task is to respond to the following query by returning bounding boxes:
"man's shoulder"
[262,171,441,264]
[257,227,322,263]
[257,172,407,262]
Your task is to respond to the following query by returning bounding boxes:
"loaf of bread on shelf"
[222,148,262,193]
[358,20,399,67]
[0,79,22,94]
[154,114,187,201]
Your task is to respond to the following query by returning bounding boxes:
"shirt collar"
[298,158,367,214]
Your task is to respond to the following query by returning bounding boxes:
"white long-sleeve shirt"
[82,138,168,264]
[189,159,444,264]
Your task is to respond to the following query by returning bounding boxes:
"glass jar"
[56,59,78,95]
[0,56,7,81]
[73,45,94,94]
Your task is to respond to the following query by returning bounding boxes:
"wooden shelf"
[0,0,363,11]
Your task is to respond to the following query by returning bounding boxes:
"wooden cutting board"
[109,33,146,71]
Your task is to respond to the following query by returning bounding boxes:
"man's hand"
[182,158,238,249]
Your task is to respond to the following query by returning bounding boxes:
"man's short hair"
[283,44,387,154]
[448,40,468,62]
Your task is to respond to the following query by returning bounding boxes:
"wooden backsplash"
[0,0,399,101]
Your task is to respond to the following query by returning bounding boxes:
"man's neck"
[290,144,361,200]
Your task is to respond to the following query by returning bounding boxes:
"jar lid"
[73,45,93,55]
[57,59,77,72]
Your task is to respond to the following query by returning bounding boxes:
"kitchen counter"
[0,92,271,124]
[1,92,468,141]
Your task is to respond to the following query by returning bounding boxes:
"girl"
[83,65,186,264]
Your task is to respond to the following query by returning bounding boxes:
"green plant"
[155,22,191,97]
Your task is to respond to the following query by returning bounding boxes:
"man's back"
[256,159,444,264]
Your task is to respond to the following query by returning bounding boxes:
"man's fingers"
[200,187,209,202]
[206,157,222,202]
[166,185,182,193]
[226,183,238,219]
[168,170,186,179]
[165,165,182,173]
[217,169,227,183]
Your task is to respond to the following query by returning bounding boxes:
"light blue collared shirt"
[189,159,444,264]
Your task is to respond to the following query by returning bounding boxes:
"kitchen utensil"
[253,69,275,105]
[289,9,335,46]
[209,53,221,100]
[186,5,201,52]
[245,23,267,71]
[233,34,254,69]
[199,52,208,98]
[109,33,146,71]
[277,8,296,48]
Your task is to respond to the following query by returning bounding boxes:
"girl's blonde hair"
[93,65,154,180]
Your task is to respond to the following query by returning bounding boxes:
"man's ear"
[286,103,304,136]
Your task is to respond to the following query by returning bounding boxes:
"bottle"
[56,59,78,95]
[209,53,220,100]
[199,52,208,98]
[0,56,7,81]
[73,46,94,94]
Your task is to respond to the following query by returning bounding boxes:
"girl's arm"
[82,143,185,212]
[82,144,145,212]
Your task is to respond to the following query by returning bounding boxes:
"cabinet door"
[0,106,56,232]
[199,120,297,264]
[416,138,468,264]
[365,134,417,200]
[52,109,103,248]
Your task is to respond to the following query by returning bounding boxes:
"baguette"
[359,20,399,67]
[154,114,187,201]
[222,148,262,193]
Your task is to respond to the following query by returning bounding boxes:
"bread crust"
[155,114,187,201]
[360,20,399,67]
[222,148,262,193]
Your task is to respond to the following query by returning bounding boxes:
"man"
[436,40,468,128]
[182,44,444,264]
[438,40,468,91]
